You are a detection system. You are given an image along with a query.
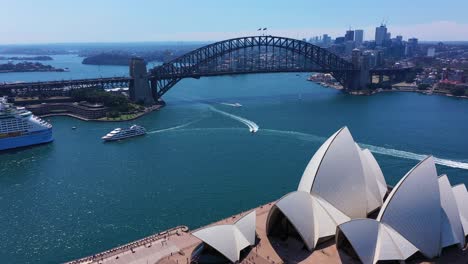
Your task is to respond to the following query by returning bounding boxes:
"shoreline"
[310,80,468,99]
[39,104,164,122]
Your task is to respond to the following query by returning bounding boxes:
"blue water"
[0,54,161,83]
[1,55,468,263]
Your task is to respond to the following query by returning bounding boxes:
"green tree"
[418,84,430,90]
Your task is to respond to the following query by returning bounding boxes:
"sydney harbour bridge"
[0,36,410,102]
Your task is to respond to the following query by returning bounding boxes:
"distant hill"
[0,56,53,61]
[82,53,134,66]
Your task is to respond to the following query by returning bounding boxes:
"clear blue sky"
[1,0,467,44]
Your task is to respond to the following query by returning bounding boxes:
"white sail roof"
[338,219,418,264]
[377,156,441,258]
[337,157,468,264]
[192,210,256,263]
[267,127,388,251]
[438,175,465,248]
[269,191,350,250]
[375,224,419,262]
[452,184,468,236]
[298,127,368,219]
[357,146,387,213]
[338,219,380,264]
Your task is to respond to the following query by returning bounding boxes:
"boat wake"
[209,106,259,133]
[219,102,242,107]
[147,119,203,134]
[261,129,468,170]
[359,144,468,170]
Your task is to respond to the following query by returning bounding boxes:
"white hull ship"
[0,97,53,151]
[102,125,146,142]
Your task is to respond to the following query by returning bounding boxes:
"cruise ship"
[0,97,53,151]
[101,125,146,142]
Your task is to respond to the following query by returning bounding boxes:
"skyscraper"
[322,34,331,47]
[354,30,364,47]
[375,24,387,46]
[406,38,419,57]
[345,30,354,41]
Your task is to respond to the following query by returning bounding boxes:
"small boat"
[102,125,146,142]
[72,126,77,130]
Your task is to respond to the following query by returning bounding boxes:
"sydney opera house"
[71,127,468,264]
[188,127,468,263]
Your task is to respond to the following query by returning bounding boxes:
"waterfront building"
[336,157,468,264]
[66,127,468,264]
[375,24,388,46]
[26,102,109,120]
[266,127,388,251]
[354,29,364,47]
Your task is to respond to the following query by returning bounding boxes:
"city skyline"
[2,0,468,44]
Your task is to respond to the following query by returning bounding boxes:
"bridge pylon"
[346,49,371,91]
[129,58,155,105]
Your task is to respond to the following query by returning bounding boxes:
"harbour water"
[1,55,468,263]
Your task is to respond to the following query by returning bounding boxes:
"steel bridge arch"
[149,36,357,99]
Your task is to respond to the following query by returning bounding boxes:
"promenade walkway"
[68,203,468,264]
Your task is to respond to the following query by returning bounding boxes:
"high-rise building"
[427,47,436,57]
[375,24,387,46]
[395,35,403,44]
[322,34,332,47]
[406,38,419,57]
[335,37,345,45]
[345,30,354,41]
[354,30,364,47]
[345,41,356,56]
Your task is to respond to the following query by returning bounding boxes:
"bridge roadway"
[0,35,413,100]
[0,77,132,89]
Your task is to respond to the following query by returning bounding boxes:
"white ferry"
[101,125,146,142]
[0,97,53,151]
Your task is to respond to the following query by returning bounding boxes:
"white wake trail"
[219,102,242,107]
[209,106,259,132]
[359,143,468,170]
[261,129,468,170]
[147,119,202,134]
